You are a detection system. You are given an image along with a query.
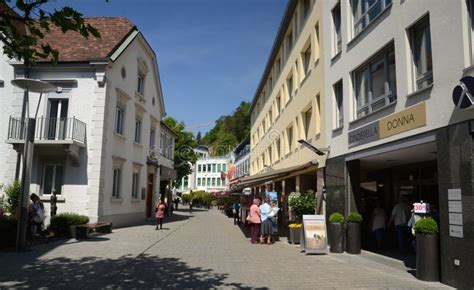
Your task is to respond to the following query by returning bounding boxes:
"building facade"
[322,0,472,288]
[241,0,326,222]
[0,18,175,227]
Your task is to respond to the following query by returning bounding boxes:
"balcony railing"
[8,116,86,144]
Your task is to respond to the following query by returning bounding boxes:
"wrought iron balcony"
[7,116,86,145]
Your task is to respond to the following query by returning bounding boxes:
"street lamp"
[11,78,57,251]
[298,139,330,156]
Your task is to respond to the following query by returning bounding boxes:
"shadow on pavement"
[0,254,264,289]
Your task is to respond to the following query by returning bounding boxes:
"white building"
[0,17,176,227]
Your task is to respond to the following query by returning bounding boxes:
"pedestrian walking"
[155,200,166,230]
[30,193,46,238]
[369,200,386,250]
[388,196,412,254]
[189,200,193,213]
[232,200,240,225]
[248,198,261,244]
[260,197,273,245]
[174,198,179,210]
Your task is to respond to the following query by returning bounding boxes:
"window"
[286,30,293,54]
[468,0,474,64]
[150,128,155,147]
[198,164,202,172]
[354,45,396,118]
[276,95,282,113]
[137,73,145,95]
[217,178,221,187]
[287,126,293,152]
[332,2,342,56]
[217,164,221,172]
[287,75,294,99]
[132,172,139,199]
[207,164,211,172]
[222,163,227,172]
[276,139,281,160]
[197,178,201,186]
[207,178,211,186]
[134,118,142,143]
[302,0,311,20]
[410,16,432,91]
[42,164,64,195]
[203,164,207,172]
[276,57,281,76]
[115,106,124,135]
[352,0,392,36]
[314,23,320,61]
[112,168,121,198]
[333,80,344,128]
[302,44,312,75]
[160,133,165,154]
[212,164,216,173]
[269,109,273,124]
[212,178,216,186]
[303,107,312,139]
[268,146,272,164]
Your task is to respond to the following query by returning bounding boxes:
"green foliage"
[329,212,345,223]
[4,180,21,215]
[49,212,89,235]
[414,217,439,235]
[288,191,316,222]
[202,101,250,156]
[218,196,235,207]
[163,117,198,181]
[0,1,101,64]
[181,194,192,204]
[347,212,363,223]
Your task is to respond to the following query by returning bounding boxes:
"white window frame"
[132,171,140,199]
[149,128,155,147]
[137,73,145,95]
[409,15,433,91]
[41,163,64,195]
[352,0,392,37]
[332,2,342,56]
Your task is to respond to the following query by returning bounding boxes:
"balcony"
[7,116,86,166]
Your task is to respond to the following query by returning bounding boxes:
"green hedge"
[50,212,89,235]
[414,217,438,234]
[329,212,345,223]
[347,212,363,223]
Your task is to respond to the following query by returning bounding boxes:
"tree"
[163,116,198,182]
[0,1,100,65]
[196,131,202,145]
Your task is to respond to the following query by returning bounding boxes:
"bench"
[75,222,112,239]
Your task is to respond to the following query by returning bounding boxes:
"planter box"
[416,233,439,281]
[328,222,344,253]
[289,228,301,244]
[346,222,361,254]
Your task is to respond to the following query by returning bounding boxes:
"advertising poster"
[300,215,327,254]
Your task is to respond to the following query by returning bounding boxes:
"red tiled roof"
[37,17,135,62]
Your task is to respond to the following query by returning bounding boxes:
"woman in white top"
[370,200,386,250]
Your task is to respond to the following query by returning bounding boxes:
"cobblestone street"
[0,209,448,289]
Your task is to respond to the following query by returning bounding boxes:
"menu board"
[300,215,328,254]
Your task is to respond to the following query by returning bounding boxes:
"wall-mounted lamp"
[298,139,330,156]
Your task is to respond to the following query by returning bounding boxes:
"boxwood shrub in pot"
[328,212,344,253]
[346,212,362,254]
[414,217,439,281]
[49,212,89,237]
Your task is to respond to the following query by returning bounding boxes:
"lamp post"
[11,78,57,251]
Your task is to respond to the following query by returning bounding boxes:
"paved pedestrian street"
[0,209,449,289]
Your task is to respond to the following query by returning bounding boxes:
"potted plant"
[328,212,345,253]
[49,212,89,238]
[288,223,302,244]
[346,212,363,254]
[414,217,439,281]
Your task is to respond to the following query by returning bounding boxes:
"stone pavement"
[0,208,449,289]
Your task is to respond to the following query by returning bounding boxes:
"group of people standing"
[247,197,279,245]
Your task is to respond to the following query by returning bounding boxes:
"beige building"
[238,0,326,220]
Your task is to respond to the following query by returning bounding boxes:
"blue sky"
[45,0,287,134]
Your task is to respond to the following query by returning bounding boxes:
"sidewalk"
[0,208,449,289]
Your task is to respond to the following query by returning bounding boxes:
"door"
[47,99,69,140]
[42,164,64,195]
[146,173,154,217]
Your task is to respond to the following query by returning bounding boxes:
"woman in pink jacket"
[249,198,261,244]
[155,200,166,230]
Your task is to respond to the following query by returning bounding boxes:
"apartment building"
[0,18,176,227]
[322,1,473,288]
[238,0,326,221]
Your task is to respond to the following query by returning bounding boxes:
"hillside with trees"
[201,101,251,156]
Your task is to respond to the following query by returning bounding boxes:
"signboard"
[448,189,462,200]
[449,213,463,225]
[448,201,462,213]
[452,76,474,109]
[448,188,463,238]
[348,102,427,148]
[300,215,327,254]
[449,225,464,238]
[413,202,430,214]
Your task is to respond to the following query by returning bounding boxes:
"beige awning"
[232,160,318,190]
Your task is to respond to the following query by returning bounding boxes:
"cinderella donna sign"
[349,102,426,148]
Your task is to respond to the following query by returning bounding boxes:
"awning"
[160,165,177,180]
[233,160,319,191]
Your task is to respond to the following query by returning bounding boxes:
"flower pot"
[289,228,301,244]
[346,222,361,254]
[69,225,77,239]
[329,222,344,253]
[416,233,439,281]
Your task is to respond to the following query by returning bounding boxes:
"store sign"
[413,202,430,214]
[448,188,463,238]
[379,102,427,138]
[348,102,427,148]
[300,215,328,254]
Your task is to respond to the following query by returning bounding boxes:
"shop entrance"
[348,142,439,268]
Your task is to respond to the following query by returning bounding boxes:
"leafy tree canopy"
[163,116,198,182]
[0,0,100,64]
[202,101,250,156]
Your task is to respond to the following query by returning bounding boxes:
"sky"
[45,0,287,134]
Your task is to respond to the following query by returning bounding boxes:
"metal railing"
[8,116,86,144]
